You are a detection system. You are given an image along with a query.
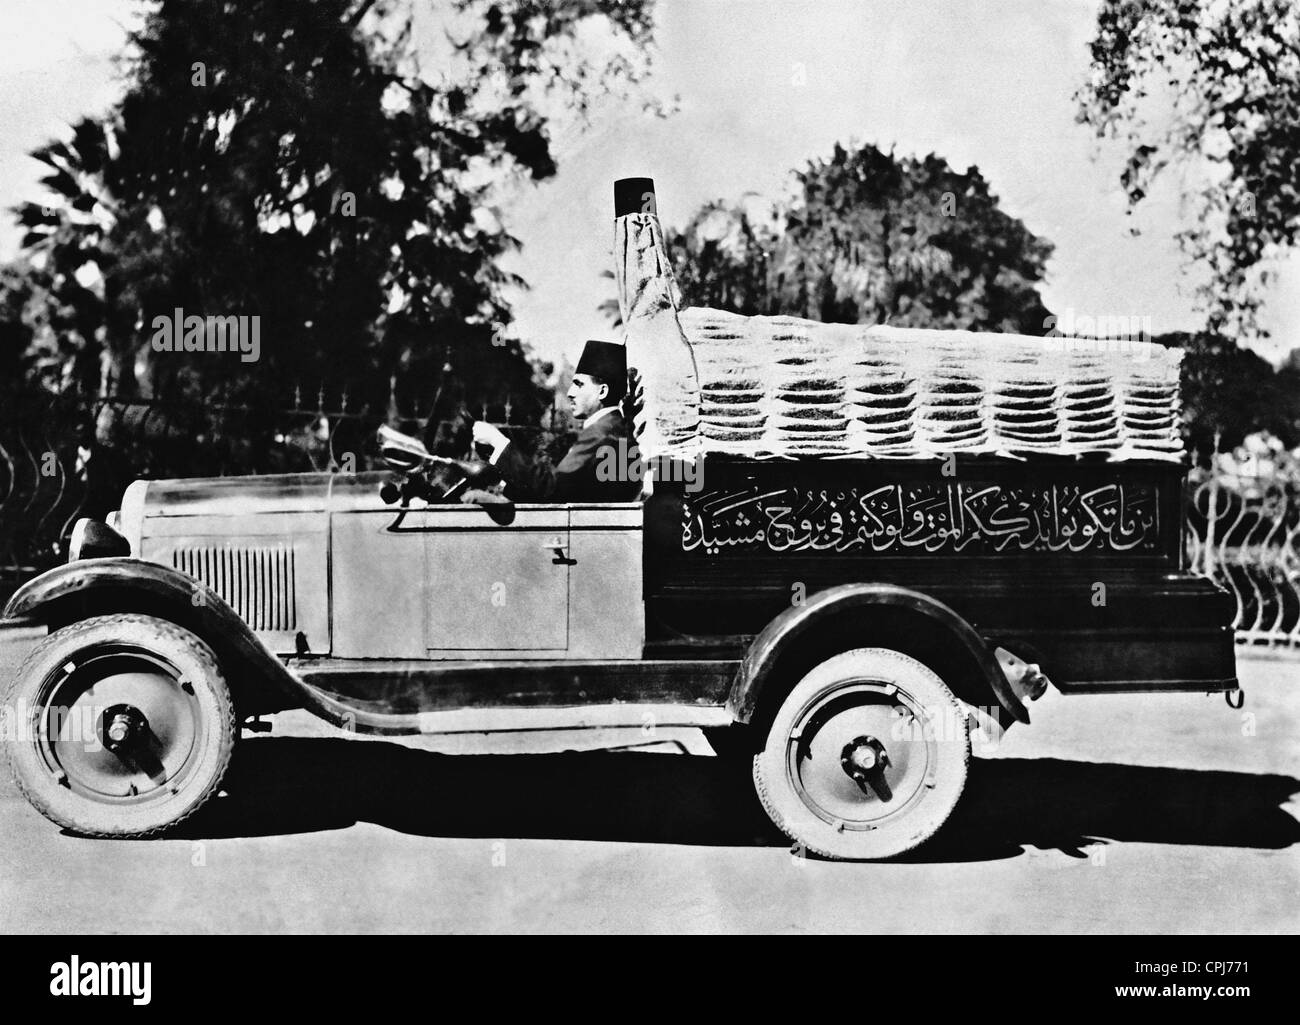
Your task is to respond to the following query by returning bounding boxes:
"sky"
[2,0,1297,371]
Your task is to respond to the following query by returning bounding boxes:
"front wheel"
[753,647,969,860]
[3,614,235,838]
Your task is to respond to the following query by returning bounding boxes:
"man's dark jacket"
[495,408,639,502]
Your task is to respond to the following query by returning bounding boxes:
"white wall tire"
[753,647,970,860]
[3,614,235,838]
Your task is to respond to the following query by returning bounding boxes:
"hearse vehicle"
[1,180,1237,859]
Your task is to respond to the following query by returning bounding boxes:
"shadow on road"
[167,738,1300,863]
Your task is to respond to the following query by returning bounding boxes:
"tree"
[12,117,161,397]
[12,0,661,467]
[0,262,38,404]
[667,198,779,318]
[1172,331,1300,456]
[1077,0,1300,337]
[663,143,1054,334]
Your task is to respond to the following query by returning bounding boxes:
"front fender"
[6,557,219,622]
[3,558,342,724]
[728,582,1029,725]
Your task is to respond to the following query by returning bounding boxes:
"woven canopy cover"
[675,307,1184,462]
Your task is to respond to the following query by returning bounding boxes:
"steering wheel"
[438,473,471,502]
[380,471,455,506]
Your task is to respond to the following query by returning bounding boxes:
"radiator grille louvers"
[171,545,297,631]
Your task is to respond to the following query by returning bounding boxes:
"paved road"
[2,627,1296,933]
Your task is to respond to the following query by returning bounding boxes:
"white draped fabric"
[674,308,1184,462]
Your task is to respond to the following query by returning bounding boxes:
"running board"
[283,656,740,736]
[293,688,734,736]
[411,703,733,734]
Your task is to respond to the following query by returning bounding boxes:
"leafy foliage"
[1170,331,1300,456]
[1077,0,1300,337]
[663,143,1054,333]
[6,0,658,470]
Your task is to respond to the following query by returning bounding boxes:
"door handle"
[550,546,577,566]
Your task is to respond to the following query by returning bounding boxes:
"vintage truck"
[1,179,1237,859]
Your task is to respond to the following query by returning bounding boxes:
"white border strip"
[414,703,733,735]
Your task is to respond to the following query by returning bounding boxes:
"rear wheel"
[3,614,235,838]
[753,647,969,860]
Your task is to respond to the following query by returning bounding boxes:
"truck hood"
[129,471,393,518]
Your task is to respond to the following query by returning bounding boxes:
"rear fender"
[729,583,1029,726]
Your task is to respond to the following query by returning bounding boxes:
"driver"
[472,340,639,503]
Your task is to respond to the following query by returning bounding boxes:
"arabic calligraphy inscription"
[681,481,1161,555]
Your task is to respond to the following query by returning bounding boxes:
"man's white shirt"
[581,405,618,429]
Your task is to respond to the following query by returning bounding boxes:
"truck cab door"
[424,505,570,657]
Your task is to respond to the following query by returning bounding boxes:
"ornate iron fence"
[1186,465,1300,651]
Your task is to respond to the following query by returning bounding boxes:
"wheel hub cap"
[103,705,149,750]
[841,735,888,779]
[36,650,202,803]
[788,683,936,830]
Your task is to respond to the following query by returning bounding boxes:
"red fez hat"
[575,339,627,387]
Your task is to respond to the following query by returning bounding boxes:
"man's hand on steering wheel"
[471,421,509,460]
[459,485,509,505]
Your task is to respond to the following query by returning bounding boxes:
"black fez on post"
[575,339,627,398]
[614,177,656,217]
